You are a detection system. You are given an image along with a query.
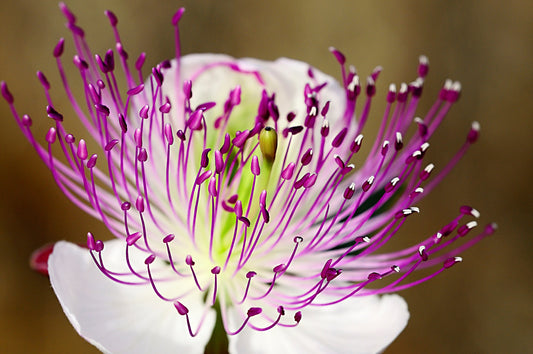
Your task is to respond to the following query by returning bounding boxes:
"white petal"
[49,241,216,354]
[228,295,409,354]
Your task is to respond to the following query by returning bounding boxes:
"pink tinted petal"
[49,241,215,354]
[229,295,408,354]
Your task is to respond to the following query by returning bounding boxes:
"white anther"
[309,106,317,116]
[420,142,430,152]
[403,208,413,215]
[470,208,481,218]
[414,117,423,124]
[454,256,463,262]
[424,163,435,173]
[392,265,401,272]
[452,81,462,92]
[412,150,422,158]
[399,83,408,94]
[367,176,375,185]
[390,177,400,186]
[410,206,420,213]
[418,245,426,255]
[389,83,397,93]
[415,187,424,194]
[396,132,403,144]
[349,182,356,190]
[347,75,359,91]
[444,79,453,90]
[346,163,355,169]
[419,55,429,65]
[367,76,375,86]
[472,121,480,131]
[363,236,370,243]
[354,134,364,145]
[466,221,478,229]
[322,119,329,128]
[436,232,443,239]
[382,140,389,148]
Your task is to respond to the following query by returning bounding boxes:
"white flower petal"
[228,294,408,354]
[49,241,216,354]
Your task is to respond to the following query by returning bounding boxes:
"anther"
[395,132,403,150]
[45,128,57,144]
[332,128,348,148]
[460,205,481,218]
[362,176,374,192]
[344,183,356,200]
[126,232,142,246]
[135,196,145,213]
[420,163,434,181]
[443,256,462,269]
[467,121,480,143]
[87,154,98,168]
[163,234,175,243]
[46,105,63,122]
[418,245,429,261]
[418,55,429,78]
[458,221,478,237]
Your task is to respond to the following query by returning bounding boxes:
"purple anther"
[126,232,142,246]
[381,141,389,156]
[187,110,203,131]
[247,307,262,317]
[65,134,75,144]
[277,306,285,315]
[135,53,146,71]
[301,148,313,166]
[134,128,143,148]
[260,204,270,223]
[367,272,382,281]
[268,101,280,121]
[73,55,88,70]
[334,155,345,169]
[227,194,238,204]
[135,196,145,213]
[59,2,76,23]
[386,84,397,103]
[104,139,118,152]
[176,130,186,141]
[246,271,256,279]
[485,223,498,235]
[137,148,148,162]
[321,259,333,279]
[251,155,260,176]
[351,135,364,153]
[200,148,211,168]
[230,86,242,106]
[208,176,217,196]
[395,132,403,151]
[458,221,477,237]
[0,81,13,104]
[94,240,104,252]
[440,220,458,237]
[97,80,105,89]
[87,84,100,104]
[294,311,302,323]
[118,114,127,133]
[287,126,304,136]
[420,164,434,181]
[127,84,144,96]
[138,105,149,119]
[45,128,56,144]
[46,105,63,122]
[172,7,185,25]
[304,173,317,188]
[174,301,189,315]
[354,236,370,244]
[344,183,356,200]
[418,245,429,261]
[366,77,376,97]
[332,127,348,148]
[281,162,296,180]
[232,130,250,148]
[95,54,108,73]
[164,123,174,145]
[214,150,224,174]
[151,67,163,86]
[53,38,65,57]
[304,113,316,129]
[183,80,193,99]
[86,154,97,168]
[385,177,400,193]
[321,120,330,137]
[104,49,115,71]
[95,104,110,116]
[159,102,171,114]
[86,232,97,250]
[418,55,429,77]
[443,257,462,269]
[467,122,480,143]
[121,201,131,211]
[273,264,286,273]
[197,102,216,112]
[325,268,341,281]
[234,200,243,218]
[144,254,156,265]
[410,79,423,97]
[104,10,118,27]
[36,71,50,90]
[185,255,195,266]
[460,205,480,218]
[259,190,267,205]
[211,266,221,274]
[362,176,374,192]
[286,111,296,122]
[220,133,231,154]
[163,234,175,243]
[321,101,330,117]
[196,170,212,185]
[329,47,346,65]
[294,173,309,190]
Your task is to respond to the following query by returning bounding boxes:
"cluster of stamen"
[1,3,496,337]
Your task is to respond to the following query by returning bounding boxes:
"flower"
[1,3,496,354]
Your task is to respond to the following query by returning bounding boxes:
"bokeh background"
[1,0,531,353]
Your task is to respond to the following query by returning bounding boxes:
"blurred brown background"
[1,0,531,353]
